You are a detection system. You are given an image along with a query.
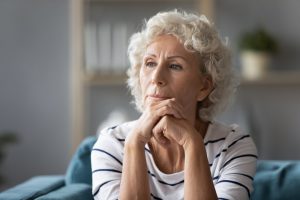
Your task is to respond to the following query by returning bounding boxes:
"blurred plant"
[0,131,18,185]
[238,28,278,53]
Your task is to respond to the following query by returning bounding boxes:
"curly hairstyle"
[127,10,238,121]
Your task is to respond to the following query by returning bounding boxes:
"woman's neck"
[148,138,185,174]
[195,118,210,138]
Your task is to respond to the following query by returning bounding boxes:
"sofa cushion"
[65,136,97,185]
[252,160,300,200]
[0,175,64,200]
[36,183,93,200]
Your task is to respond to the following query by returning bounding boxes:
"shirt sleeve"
[91,127,124,200]
[214,126,258,200]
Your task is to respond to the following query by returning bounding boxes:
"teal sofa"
[1,136,300,200]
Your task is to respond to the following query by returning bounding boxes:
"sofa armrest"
[0,175,65,200]
[253,160,300,200]
[36,183,93,200]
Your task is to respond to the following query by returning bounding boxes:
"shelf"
[83,72,128,86]
[88,0,195,3]
[241,70,300,86]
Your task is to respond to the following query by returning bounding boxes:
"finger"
[167,99,187,119]
[148,98,175,108]
[152,119,169,145]
[149,98,183,118]
[158,98,186,119]
[155,105,182,119]
[155,116,185,145]
[154,130,169,145]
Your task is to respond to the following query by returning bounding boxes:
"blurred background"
[1,0,300,191]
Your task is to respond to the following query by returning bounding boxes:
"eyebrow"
[144,54,189,62]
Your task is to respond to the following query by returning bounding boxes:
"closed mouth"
[147,94,170,100]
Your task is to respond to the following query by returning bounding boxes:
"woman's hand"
[127,98,186,145]
[152,115,201,149]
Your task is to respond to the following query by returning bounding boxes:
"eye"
[169,64,183,70]
[145,61,157,68]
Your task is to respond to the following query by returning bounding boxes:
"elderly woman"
[91,10,257,200]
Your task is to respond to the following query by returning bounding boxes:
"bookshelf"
[241,70,300,86]
[83,72,128,86]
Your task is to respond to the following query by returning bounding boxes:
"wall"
[0,0,71,190]
[216,0,300,70]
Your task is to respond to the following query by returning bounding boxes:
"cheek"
[175,83,200,103]
[139,68,149,93]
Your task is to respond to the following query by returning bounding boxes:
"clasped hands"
[128,98,200,150]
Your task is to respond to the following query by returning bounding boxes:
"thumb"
[152,119,169,145]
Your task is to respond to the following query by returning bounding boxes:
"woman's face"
[139,34,212,121]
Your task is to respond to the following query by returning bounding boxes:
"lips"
[147,94,170,101]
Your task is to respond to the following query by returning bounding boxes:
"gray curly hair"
[127,10,238,121]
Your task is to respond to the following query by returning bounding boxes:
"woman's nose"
[151,63,166,86]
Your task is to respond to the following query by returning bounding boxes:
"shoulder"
[205,121,257,157]
[91,120,137,169]
[225,122,257,156]
[209,121,256,145]
[98,120,137,140]
[93,120,137,148]
[207,121,247,138]
[209,122,258,199]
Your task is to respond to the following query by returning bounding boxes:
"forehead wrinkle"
[144,53,157,58]
[167,55,189,62]
[144,36,199,65]
[143,50,191,62]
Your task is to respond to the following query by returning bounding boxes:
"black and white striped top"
[91,120,257,200]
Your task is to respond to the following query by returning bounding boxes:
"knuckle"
[159,107,168,116]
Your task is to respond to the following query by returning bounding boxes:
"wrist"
[125,131,147,149]
[183,133,203,153]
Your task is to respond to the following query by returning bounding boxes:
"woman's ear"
[197,75,214,101]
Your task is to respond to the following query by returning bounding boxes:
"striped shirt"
[91,120,257,200]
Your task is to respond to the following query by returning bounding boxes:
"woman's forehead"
[145,36,192,55]
[144,35,201,64]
